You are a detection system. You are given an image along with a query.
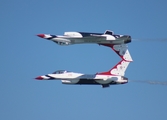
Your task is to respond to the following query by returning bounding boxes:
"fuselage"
[35,70,128,87]
[37,31,131,46]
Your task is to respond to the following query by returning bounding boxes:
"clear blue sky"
[1,0,167,120]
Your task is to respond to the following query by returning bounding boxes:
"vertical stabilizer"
[97,59,130,76]
[101,44,133,62]
[98,44,133,76]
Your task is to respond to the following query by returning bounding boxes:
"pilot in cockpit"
[52,70,71,74]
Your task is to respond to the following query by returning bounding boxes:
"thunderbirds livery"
[35,36,133,88]
[37,30,131,46]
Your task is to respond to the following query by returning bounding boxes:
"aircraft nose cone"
[37,34,45,38]
[35,76,43,80]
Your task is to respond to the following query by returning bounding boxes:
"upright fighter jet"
[35,44,133,88]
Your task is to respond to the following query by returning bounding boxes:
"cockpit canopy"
[104,30,114,35]
[52,70,71,74]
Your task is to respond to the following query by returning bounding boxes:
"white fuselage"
[40,72,128,85]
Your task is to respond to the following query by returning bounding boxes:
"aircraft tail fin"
[97,44,133,76]
[101,44,133,62]
[97,59,130,76]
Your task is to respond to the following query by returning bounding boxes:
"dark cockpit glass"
[104,30,114,35]
[52,70,71,74]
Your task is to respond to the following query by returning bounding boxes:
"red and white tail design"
[101,44,133,62]
[97,59,130,76]
[98,44,133,76]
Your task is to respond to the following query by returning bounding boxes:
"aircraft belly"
[76,79,99,85]
[61,79,118,85]
[70,38,104,44]
[70,39,125,45]
[76,79,117,85]
[70,39,85,44]
[95,79,113,84]
[61,79,119,85]
[61,79,80,84]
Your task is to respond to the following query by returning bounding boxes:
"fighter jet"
[35,45,133,88]
[37,30,131,46]
[35,60,131,88]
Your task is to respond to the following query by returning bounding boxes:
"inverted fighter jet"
[37,30,131,46]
